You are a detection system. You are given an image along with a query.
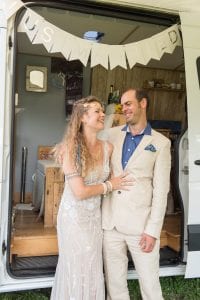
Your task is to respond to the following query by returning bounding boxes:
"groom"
[102,88,171,300]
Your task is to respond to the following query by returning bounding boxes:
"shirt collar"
[122,122,152,136]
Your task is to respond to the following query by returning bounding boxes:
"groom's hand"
[139,233,156,253]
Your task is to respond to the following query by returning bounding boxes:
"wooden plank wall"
[91,66,186,127]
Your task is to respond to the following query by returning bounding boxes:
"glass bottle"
[107,85,114,104]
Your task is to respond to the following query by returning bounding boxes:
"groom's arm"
[144,138,171,239]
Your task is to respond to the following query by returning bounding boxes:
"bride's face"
[82,102,105,132]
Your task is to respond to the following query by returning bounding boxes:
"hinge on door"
[2,240,7,255]
[8,36,13,49]
[181,166,189,175]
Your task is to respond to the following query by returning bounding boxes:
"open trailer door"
[0,6,54,291]
[180,12,200,278]
[0,6,10,288]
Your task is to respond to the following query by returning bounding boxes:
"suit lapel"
[112,129,126,171]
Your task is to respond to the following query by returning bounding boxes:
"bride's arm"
[63,145,131,200]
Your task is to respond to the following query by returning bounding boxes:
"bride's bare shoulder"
[106,141,113,157]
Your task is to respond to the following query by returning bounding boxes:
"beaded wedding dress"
[51,142,110,300]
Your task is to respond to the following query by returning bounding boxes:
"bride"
[51,96,131,300]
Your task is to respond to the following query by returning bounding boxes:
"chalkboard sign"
[51,58,83,116]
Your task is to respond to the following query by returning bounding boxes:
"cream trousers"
[103,229,164,300]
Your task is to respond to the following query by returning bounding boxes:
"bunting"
[3,0,182,70]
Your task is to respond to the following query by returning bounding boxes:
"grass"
[128,276,200,299]
[0,276,199,299]
[0,289,50,300]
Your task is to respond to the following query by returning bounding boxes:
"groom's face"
[121,90,145,125]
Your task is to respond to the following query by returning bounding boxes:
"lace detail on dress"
[51,142,110,300]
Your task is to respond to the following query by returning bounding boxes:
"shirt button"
[128,149,130,151]
[131,137,134,140]
[118,191,121,194]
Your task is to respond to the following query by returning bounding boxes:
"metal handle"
[194,160,200,165]
[20,146,28,204]
[182,166,189,175]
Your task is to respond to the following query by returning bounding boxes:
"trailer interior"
[9,2,187,277]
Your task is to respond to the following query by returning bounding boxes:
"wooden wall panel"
[91,66,186,126]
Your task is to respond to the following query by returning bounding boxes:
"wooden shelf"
[143,87,185,93]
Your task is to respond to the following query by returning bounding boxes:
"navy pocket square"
[144,144,156,152]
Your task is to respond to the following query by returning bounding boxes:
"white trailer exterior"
[0,0,200,292]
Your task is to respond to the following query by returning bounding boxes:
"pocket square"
[144,144,156,152]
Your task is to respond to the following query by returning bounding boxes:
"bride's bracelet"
[65,172,80,180]
[105,180,113,193]
[101,180,113,196]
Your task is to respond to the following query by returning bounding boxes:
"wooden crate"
[167,232,181,252]
[160,230,168,248]
[162,213,181,252]
[53,182,64,226]
[44,167,64,227]
[11,210,58,258]
[37,145,54,160]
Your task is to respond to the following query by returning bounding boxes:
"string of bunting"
[2,0,182,70]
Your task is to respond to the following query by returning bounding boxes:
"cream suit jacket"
[102,126,171,239]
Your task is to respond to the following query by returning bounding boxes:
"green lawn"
[128,276,200,299]
[0,276,199,299]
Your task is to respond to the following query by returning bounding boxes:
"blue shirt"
[121,123,152,169]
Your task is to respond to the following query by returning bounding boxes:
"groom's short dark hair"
[135,88,150,109]
[124,88,150,109]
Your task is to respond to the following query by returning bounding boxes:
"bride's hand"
[109,173,134,191]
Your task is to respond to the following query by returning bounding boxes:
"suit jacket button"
[117,191,121,194]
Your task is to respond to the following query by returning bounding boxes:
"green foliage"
[128,276,200,300]
[0,277,199,300]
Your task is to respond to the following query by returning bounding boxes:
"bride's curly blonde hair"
[54,96,103,176]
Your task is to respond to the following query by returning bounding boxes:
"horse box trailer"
[0,0,200,293]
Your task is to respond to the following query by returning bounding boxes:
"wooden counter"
[35,160,64,227]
